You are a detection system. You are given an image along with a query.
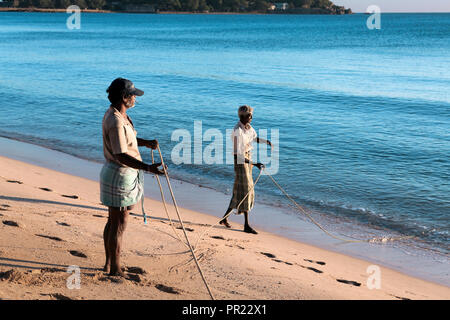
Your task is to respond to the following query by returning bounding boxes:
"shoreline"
[0,136,449,296]
[1,8,449,14]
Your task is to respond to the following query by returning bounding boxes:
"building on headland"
[272,3,289,11]
[269,3,352,15]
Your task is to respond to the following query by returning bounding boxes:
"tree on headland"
[18,0,33,7]
[206,0,222,11]
[182,0,199,11]
[57,0,71,7]
[157,0,182,11]
[315,0,333,8]
[35,0,54,7]
[198,0,210,11]
[9,0,351,13]
[250,0,270,12]
[295,0,313,8]
[73,0,87,9]
[87,0,105,9]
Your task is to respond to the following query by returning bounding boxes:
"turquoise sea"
[0,12,449,265]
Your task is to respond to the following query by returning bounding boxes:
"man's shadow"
[0,195,106,212]
[0,195,106,272]
[0,257,99,272]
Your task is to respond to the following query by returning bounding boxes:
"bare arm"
[137,138,159,149]
[114,153,163,174]
[255,137,272,148]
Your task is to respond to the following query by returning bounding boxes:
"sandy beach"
[0,154,448,300]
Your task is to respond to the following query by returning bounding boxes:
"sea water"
[0,12,448,282]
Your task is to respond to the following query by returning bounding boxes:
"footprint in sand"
[126,274,142,283]
[41,267,66,273]
[211,235,225,240]
[390,294,411,300]
[39,187,53,192]
[36,234,64,242]
[336,279,361,287]
[2,220,19,227]
[100,276,124,284]
[56,221,70,227]
[176,226,194,232]
[273,259,293,266]
[299,265,323,274]
[7,180,23,184]
[260,252,276,259]
[69,250,87,258]
[93,215,104,218]
[304,259,326,266]
[125,266,146,275]
[62,195,79,199]
[155,284,180,294]
[0,269,19,280]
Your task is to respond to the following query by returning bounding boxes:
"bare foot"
[219,220,231,228]
[103,264,110,273]
[109,271,126,277]
[109,268,125,277]
[244,226,258,234]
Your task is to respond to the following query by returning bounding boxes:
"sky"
[333,0,450,12]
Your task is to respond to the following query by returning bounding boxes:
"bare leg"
[103,208,111,273]
[108,206,129,277]
[243,211,257,234]
[219,207,232,228]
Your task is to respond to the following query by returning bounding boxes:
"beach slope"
[0,155,448,300]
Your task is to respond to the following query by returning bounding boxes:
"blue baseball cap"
[107,78,144,96]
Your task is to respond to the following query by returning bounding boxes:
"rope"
[150,150,188,248]
[192,167,414,250]
[266,171,415,244]
[265,173,369,243]
[193,166,263,251]
[155,146,215,300]
[141,173,147,224]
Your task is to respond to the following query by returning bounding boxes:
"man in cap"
[219,105,272,234]
[100,77,165,277]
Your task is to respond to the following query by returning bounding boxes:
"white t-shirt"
[102,106,142,167]
[231,121,257,160]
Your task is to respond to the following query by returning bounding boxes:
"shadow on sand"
[0,195,106,212]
